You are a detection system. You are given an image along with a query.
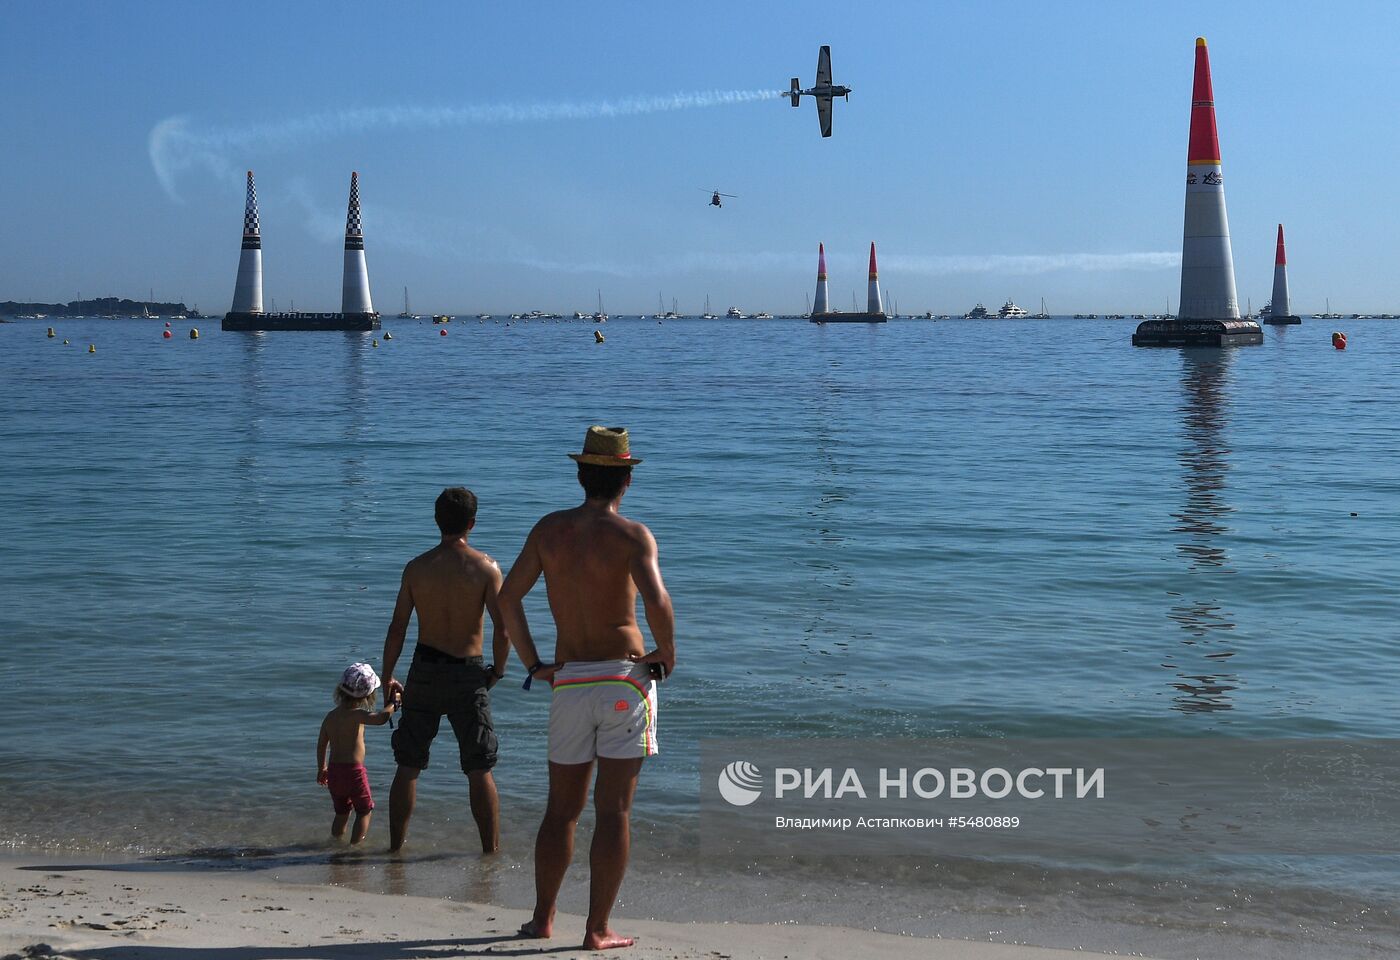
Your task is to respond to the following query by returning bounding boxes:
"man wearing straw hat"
[500,425,675,952]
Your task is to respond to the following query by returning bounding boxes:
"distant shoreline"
[1,298,195,318]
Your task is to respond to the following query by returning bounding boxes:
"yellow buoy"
[88,344,96,353]
[594,329,605,343]
[189,328,199,340]
[46,327,55,338]
[372,339,379,348]
[383,331,393,340]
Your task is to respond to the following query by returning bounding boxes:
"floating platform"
[222,311,380,332]
[810,312,887,324]
[1262,314,1302,325]
[1132,318,1262,347]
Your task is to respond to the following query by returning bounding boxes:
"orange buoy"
[162,330,172,339]
[1332,331,1347,350]
[439,328,447,336]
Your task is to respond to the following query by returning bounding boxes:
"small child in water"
[317,662,397,844]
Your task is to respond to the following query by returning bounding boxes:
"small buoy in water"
[383,331,392,340]
[189,328,199,340]
[594,329,605,343]
[88,344,96,353]
[1332,331,1347,350]
[164,321,171,328]
[372,338,379,348]
[162,329,172,339]
[440,328,447,337]
[62,339,69,345]
[46,327,55,338]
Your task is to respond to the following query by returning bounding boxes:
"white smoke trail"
[149,89,782,199]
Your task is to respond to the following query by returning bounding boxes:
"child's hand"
[317,767,329,786]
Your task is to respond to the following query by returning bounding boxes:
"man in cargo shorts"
[499,426,676,951]
[381,487,509,854]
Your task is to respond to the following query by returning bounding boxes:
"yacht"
[476,314,491,321]
[573,311,589,320]
[431,314,451,324]
[753,311,773,320]
[996,298,1029,319]
[964,303,991,319]
[726,306,746,319]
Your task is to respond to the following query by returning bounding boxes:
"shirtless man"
[499,426,675,952]
[382,487,509,853]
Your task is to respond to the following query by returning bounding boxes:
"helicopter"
[702,188,737,208]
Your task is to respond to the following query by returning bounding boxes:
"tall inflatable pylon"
[341,172,374,315]
[1264,224,1300,324]
[231,171,263,313]
[867,242,884,316]
[813,243,830,316]
[1134,38,1260,346]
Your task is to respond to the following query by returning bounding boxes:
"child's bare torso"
[321,706,374,764]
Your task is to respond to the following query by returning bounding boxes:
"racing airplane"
[789,45,850,138]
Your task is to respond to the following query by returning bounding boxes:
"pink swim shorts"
[327,762,374,815]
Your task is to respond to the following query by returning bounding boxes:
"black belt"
[414,645,480,666]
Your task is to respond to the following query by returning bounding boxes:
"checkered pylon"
[345,172,362,238]
[243,171,260,236]
[241,171,261,250]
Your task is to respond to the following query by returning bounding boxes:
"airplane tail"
[790,78,801,106]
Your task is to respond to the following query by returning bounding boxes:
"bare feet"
[583,928,635,951]
[518,916,552,939]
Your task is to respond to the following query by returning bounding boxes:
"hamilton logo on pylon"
[717,760,763,807]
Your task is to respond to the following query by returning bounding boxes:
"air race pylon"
[341,172,374,315]
[813,243,830,315]
[867,242,884,315]
[1134,38,1261,346]
[1263,224,1301,324]
[231,171,263,314]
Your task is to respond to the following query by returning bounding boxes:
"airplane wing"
[817,94,833,138]
[816,45,832,87]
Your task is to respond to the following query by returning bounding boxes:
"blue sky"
[5,0,1399,314]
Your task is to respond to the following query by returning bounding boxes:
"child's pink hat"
[339,662,381,699]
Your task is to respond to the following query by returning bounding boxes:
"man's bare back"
[534,506,653,663]
[395,541,499,660]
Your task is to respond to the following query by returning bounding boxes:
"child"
[317,662,397,844]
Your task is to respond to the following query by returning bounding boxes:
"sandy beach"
[0,857,1136,960]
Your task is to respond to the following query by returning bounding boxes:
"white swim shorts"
[548,660,659,764]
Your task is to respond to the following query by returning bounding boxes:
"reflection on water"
[799,355,855,692]
[1165,350,1240,714]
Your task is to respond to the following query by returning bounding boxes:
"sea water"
[2,316,1398,957]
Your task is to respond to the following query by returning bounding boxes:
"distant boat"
[398,287,418,320]
[996,298,1029,319]
[964,302,991,319]
[753,311,773,320]
[703,294,718,320]
[431,314,451,323]
[726,306,746,319]
[593,290,608,323]
[1031,297,1050,320]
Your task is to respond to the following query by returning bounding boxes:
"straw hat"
[568,425,643,467]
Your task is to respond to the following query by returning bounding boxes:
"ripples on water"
[3,317,1400,956]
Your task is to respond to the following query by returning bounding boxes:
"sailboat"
[398,286,418,320]
[593,290,608,323]
[702,294,718,320]
[1031,297,1050,320]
